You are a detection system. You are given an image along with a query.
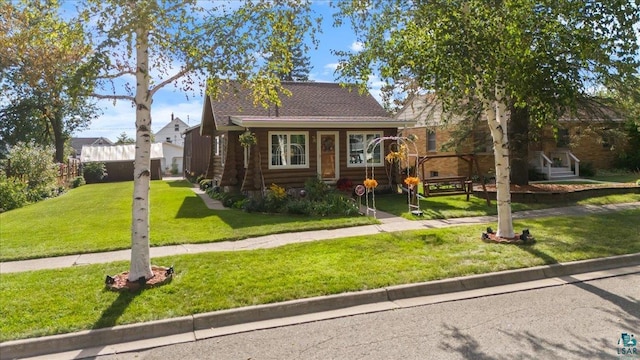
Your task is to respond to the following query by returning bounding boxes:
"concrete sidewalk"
[1,202,638,274]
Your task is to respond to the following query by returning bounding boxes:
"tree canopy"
[334,0,640,237]
[0,0,98,162]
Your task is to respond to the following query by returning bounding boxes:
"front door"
[317,131,339,181]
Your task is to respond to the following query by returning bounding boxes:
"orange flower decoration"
[363,178,378,189]
[404,176,420,187]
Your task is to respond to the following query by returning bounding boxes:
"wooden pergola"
[417,153,491,205]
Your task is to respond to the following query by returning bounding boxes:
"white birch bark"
[128,26,154,281]
[482,85,515,238]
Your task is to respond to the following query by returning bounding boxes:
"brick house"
[396,95,629,180]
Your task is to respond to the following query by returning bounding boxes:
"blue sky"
[74,2,380,142]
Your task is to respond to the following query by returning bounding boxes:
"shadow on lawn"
[71,291,138,360]
[163,179,193,188]
[92,291,137,329]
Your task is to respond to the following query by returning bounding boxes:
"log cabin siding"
[234,128,397,191]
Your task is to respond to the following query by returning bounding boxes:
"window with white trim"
[347,131,382,166]
[220,134,226,165]
[214,135,226,165]
[269,131,309,169]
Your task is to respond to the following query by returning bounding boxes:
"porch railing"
[535,150,580,178]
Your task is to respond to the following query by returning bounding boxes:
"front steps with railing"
[547,166,579,180]
[532,150,581,180]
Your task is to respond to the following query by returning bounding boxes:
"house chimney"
[171,113,174,121]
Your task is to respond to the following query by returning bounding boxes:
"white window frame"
[220,134,226,166]
[214,135,221,156]
[346,131,383,168]
[268,131,309,169]
[243,146,249,169]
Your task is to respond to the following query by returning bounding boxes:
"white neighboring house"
[154,113,188,175]
[155,113,189,146]
[161,142,184,175]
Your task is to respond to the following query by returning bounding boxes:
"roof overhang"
[229,116,416,129]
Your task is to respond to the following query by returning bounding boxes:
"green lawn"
[373,191,640,219]
[2,180,639,261]
[587,170,640,183]
[0,180,376,261]
[1,209,638,342]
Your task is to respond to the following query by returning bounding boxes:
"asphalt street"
[96,272,640,360]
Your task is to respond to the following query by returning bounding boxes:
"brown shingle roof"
[203,82,397,133]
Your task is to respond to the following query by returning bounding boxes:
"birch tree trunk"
[482,86,515,238]
[128,26,153,282]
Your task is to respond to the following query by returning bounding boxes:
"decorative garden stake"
[364,135,420,218]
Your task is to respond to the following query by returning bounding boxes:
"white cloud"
[324,63,339,71]
[350,41,364,52]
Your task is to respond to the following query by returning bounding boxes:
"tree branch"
[97,70,136,80]
[149,67,191,97]
[91,93,135,102]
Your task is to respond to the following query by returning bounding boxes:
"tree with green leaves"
[0,0,98,163]
[78,0,318,282]
[114,132,135,145]
[270,41,313,82]
[334,0,640,238]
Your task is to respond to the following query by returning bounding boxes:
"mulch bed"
[481,231,535,245]
[105,265,173,292]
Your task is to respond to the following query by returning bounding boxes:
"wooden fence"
[1,158,81,186]
[57,158,80,185]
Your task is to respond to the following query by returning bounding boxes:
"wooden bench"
[422,176,473,201]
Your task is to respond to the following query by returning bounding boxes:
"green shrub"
[285,199,312,215]
[71,176,86,188]
[264,183,288,212]
[0,174,29,212]
[5,142,58,191]
[222,193,245,208]
[528,167,547,181]
[242,197,265,213]
[199,178,213,190]
[304,176,331,201]
[82,162,107,183]
[576,161,595,177]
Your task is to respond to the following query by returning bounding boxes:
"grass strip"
[1,209,638,342]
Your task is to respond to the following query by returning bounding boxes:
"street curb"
[193,288,389,330]
[2,253,639,360]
